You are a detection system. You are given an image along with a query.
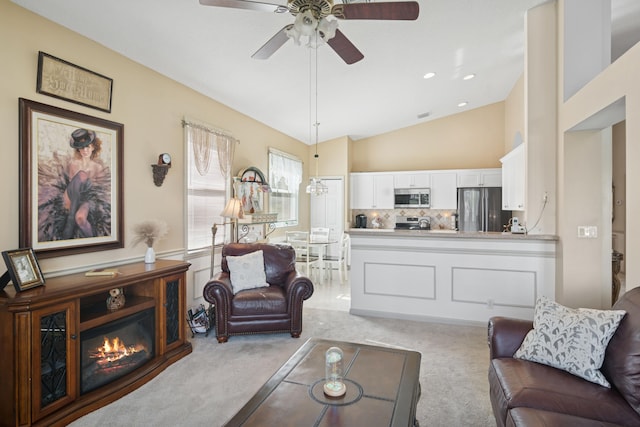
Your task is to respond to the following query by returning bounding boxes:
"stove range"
[394,216,431,230]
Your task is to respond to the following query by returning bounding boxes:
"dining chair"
[309,227,332,279]
[323,233,350,284]
[285,231,320,278]
[310,227,331,243]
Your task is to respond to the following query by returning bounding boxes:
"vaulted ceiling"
[12,0,640,143]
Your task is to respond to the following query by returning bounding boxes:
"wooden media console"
[0,260,192,426]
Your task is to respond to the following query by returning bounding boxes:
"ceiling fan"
[199,0,419,64]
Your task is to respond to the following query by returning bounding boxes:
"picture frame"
[19,98,124,258]
[36,51,113,113]
[1,248,45,292]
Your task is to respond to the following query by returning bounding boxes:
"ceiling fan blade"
[252,25,293,59]
[331,1,419,20]
[199,0,288,13]
[327,29,364,65]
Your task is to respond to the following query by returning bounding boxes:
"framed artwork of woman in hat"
[18,99,124,258]
[62,128,107,239]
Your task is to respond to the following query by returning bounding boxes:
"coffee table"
[224,338,422,427]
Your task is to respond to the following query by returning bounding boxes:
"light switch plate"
[577,226,598,238]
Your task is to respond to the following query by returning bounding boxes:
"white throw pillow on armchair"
[226,250,269,294]
[514,296,626,387]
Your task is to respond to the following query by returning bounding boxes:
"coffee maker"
[355,214,367,228]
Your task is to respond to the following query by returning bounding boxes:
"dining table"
[288,237,337,283]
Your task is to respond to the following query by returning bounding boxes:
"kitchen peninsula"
[348,229,557,324]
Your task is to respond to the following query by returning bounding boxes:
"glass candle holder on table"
[323,346,346,397]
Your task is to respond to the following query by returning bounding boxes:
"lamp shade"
[221,197,244,219]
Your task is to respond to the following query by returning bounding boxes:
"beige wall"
[524,1,558,235]
[350,102,507,172]
[558,1,640,304]
[504,74,525,153]
[560,130,611,307]
[0,3,309,273]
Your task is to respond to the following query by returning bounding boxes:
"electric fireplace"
[80,308,155,394]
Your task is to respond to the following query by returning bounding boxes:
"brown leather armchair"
[203,243,314,343]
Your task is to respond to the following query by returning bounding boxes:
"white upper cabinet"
[393,172,431,188]
[430,172,458,209]
[500,145,525,210]
[456,168,502,187]
[350,173,394,209]
[350,168,505,211]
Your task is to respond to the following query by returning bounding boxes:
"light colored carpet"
[69,308,494,426]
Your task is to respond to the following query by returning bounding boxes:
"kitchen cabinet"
[393,172,431,189]
[430,172,457,209]
[457,168,502,187]
[349,231,556,324]
[350,173,394,209]
[500,144,525,210]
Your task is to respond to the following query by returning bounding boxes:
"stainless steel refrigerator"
[457,187,511,232]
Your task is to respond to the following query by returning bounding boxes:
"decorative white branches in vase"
[132,220,168,264]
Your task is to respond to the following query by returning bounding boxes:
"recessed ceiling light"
[458,101,468,107]
[463,73,476,80]
[423,72,436,79]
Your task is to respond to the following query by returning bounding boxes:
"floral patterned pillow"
[226,250,269,294]
[514,296,626,387]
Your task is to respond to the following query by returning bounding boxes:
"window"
[268,148,302,227]
[185,121,233,251]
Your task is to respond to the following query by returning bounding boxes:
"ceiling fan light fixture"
[287,12,338,48]
[287,10,319,45]
[318,17,338,41]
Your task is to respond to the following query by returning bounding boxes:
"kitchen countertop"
[348,228,558,241]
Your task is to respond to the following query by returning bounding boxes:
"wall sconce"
[151,153,171,187]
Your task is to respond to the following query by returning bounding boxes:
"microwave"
[394,188,430,208]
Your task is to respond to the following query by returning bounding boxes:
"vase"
[144,246,156,264]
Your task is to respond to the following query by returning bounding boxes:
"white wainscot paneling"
[364,262,436,299]
[193,266,211,302]
[187,252,217,307]
[451,267,536,308]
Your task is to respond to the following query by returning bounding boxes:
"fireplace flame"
[91,336,146,363]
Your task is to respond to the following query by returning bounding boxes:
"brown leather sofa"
[488,287,640,427]
[203,243,314,343]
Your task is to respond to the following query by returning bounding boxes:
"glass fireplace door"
[31,301,78,422]
[80,308,155,394]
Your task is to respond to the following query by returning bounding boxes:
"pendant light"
[306,29,328,196]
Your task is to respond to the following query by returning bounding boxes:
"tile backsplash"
[351,209,457,230]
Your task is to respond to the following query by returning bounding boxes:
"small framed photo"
[2,248,45,292]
